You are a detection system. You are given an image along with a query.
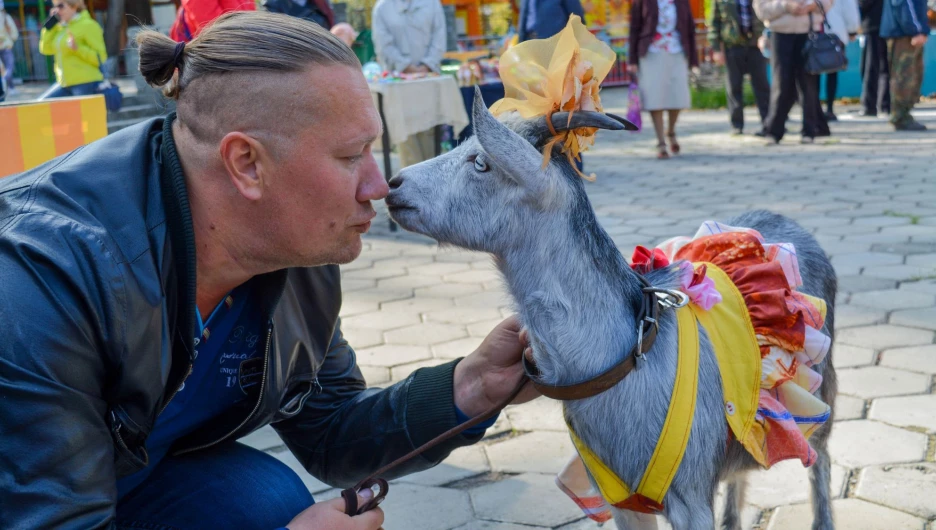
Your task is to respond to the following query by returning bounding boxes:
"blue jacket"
[880,0,930,37]
[518,0,586,41]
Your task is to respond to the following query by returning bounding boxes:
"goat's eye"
[473,155,490,173]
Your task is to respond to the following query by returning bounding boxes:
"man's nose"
[359,155,390,202]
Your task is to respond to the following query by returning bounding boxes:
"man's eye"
[345,155,362,163]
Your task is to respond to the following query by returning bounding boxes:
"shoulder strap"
[813,1,832,31]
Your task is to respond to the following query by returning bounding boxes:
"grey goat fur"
[386,89,838,530]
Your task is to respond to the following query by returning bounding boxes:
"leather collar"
[522,275,687,401]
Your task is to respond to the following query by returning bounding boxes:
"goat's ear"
[473,88,550,195]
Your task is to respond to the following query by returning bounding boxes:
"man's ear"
[220,132,266,201]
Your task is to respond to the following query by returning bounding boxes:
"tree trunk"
[104,0,126,57]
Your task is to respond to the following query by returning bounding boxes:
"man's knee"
[232,446,315,517]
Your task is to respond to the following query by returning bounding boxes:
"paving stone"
[855,463,936,519]
[834,305,888,329]
[768,498,925,530]
[342,310,422,331]
[379,483,474,530]
[834,394,865,420]
[837,324,934,350]
[407,262,473,276]
[504,397,567,432]
[744,459,848,508]
[879,344,936,374]
[381,297,455,314]
[486,432,575,474]
[830,252,904,269]
[342,278,378,292]
[890,307,936,331]
[238,425,284,451]
[360,365,390,386]
[340,326,384,349]
[342,266,407,280]
[414,283,485,298]
[395,445,490,487]
[444,269,503,284]
[899,279,936,295]
[339,299,380,317]
[836,274,898,294]
[390,359,451,381]
[832,343,876,368]
[863,264,936,281]
[356,344,433,367]
[384,322,468,346]
[848,290,935,311]
[828,420,928,467]
[837,366,931,398]
[470,473,583,527]
[452,521,549,530]
[907,252,936,267]
[869,394,936,431]
[454,291,513,308]
[852,216,913,227]
[377,275,447,290]
[427,306,504,325]
[872,242,936,255]
[270,449,333,494]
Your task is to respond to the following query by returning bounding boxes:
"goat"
[385,90,838,530]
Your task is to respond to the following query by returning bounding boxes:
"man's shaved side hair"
[136,11,361,148]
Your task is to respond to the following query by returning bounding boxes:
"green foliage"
[691,82,756,109]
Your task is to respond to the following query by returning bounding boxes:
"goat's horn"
[546,112,639,132]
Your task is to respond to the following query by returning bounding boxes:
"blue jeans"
[116,442,314,530]
[38,80,100,100]
[1,48,14,90]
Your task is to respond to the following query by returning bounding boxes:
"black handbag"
[802,3,848,75]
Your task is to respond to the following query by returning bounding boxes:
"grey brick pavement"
[240,92,936,529]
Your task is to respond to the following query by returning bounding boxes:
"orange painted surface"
[50,99,86,155]
[0,107,25,178]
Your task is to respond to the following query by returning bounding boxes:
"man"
[169,0,255,41]
[518,0,585,42]
[709,0,771,135]
[858,0,891,116]
[371,0,446,168]
[0,12,534,529]
[881,0,930,130]
[0,5,17,96]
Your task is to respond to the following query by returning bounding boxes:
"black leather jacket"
[0,115,476,529]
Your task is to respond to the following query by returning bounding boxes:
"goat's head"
[386,87,635,254]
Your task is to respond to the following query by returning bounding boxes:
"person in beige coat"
[754,0,835,143]
[0,6,18,95]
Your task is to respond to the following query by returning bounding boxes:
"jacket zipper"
[174,320,274,455]
[157,363,194,416]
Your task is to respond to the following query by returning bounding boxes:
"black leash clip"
[341,478,389,516]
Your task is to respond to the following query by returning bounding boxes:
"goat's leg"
[808,428,835,530]
[611,509,660,530]
[720,474,747,530]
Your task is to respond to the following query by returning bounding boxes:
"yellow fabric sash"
[567,263,762,513]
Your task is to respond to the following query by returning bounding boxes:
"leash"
[342,377,531,516]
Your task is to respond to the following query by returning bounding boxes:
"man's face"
[262,65,387,267]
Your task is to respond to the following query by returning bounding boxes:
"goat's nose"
[388,174,405,190]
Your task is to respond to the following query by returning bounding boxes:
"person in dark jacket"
[0,12,535,530]
[263,0,335,27]
[629,0,698,158]
[859,0,892,115]
[708,0,771,135]
[880,0,930,129]
[518,0,585,41]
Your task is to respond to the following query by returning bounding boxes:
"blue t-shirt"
[117,282,265,498]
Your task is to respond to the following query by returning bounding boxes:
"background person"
[518,0,585,41]
[880,0,930,130]
[38,0,106,99]
[371,0,446,167]
[858,0,891,116]
[1,6,17,95]
[263,0,335,28]
[708,0,771,135]
[629,0,698,159]
[170,0,255,42]
[822,0,860,120]
[754,0,834,143]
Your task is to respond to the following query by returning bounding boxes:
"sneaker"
[731,128,744,136]
[857,109,877,117]
[800,136,815,144]
[825,111,838,122]
[894,120,928,131]
[764,135,779,145]
[753,130,767,138]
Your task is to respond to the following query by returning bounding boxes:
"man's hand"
[401,64,419,74]
[453,316,539,418]
[287,491,384,530]
[713,51,726,66]
[911,33,928,47]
